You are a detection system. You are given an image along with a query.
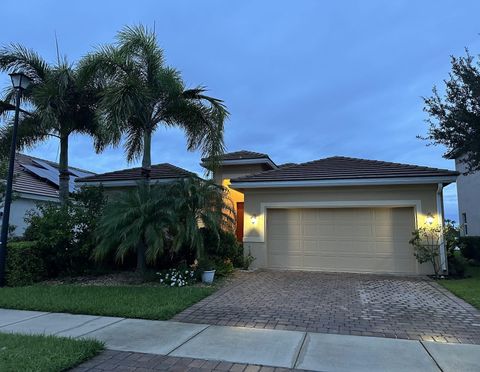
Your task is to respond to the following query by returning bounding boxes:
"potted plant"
[198,257,216,284]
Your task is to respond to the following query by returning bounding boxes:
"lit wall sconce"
[426,213,435,225]
[251,214,257,225]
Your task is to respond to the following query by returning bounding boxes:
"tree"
[80,25,228,177]
[166,177,235,260]
[423,50,480,174]
[94,178,234,272]
[94,183,174,272]
[0,45,100,203]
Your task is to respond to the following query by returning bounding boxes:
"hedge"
[6,241,45,286]
[459,236,480,262]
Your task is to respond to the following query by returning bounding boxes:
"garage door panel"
[267,207,417,274]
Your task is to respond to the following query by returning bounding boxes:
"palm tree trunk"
[136,239,146,272]
[58,135,69,205]
[141,129,152,180]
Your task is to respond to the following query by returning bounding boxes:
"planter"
[201,270,216,284]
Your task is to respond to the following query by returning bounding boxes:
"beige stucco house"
[204,150,458,275]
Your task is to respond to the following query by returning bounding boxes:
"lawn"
[0,332,103,372]
[0,284,216,320]
[440,265,480,309]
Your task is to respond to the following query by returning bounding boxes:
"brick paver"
[71,350,310,371]
[173,270,480,344]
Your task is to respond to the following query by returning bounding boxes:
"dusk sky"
[1,1,479,221]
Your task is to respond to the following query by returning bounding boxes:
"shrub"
[409,226,443,277]
[6,241,45,286]
[213,258,234,277]
[202,228,244,267]
[157,268,196,287]
[448,253,468,278]
[23,186,106,277]
[459,236,480,262]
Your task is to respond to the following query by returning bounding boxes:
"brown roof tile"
[202,150,270,162]
[76,163,195,183]
[231,156,458,183]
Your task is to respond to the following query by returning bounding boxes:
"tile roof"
[13,153,95,199]
[231,156,458,183]
[76,163,195,183]
[202,150,270,162]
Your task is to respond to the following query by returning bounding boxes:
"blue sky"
[1,0,479,221]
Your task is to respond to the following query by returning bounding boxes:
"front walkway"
[174,270,480,344]
[1,308,480,371]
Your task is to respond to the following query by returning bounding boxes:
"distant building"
[0,153,94,235]
[454,158,480,236]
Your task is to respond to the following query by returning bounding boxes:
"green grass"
[440,265,480,309]
[0,284,216,320]
[0,332,103,372]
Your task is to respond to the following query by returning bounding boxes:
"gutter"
[437,183,447,273]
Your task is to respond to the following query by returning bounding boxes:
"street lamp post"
[0,72,32,287]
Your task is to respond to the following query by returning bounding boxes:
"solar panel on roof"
[24,160,94,193]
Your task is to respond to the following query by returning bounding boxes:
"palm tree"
[95,183,173,272]
[166,177,235,259]
[0,45,99,204]
[80,25,228,177]
[94,177,234,272]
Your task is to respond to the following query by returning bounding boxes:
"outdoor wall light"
[426,213,435,225]
[251,214,257,225]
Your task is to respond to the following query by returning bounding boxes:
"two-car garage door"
[266,207,417,274]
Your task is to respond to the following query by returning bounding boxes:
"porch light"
[251,214,257,225]
[426,213,434,225]
[9,72,32,91]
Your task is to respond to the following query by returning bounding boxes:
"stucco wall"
[6,197,56,236]
[239,184,440,273]
[455,159,480,236]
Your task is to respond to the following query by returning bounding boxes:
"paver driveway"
[174,270,480,344]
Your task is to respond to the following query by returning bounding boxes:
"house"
[75,163,195,192]
[2,153,95,235]
[203,151,458,275]
[452,158,480,236]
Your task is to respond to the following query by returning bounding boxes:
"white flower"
[170,282,175,286]
[160,279,163,283]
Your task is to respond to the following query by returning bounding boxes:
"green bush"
[448,253,468,278]
[6,241,45,286]
[459,236,480,262]
[202,228,244,267]
[23,186,107,277]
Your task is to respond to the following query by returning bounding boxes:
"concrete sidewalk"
[1,309,479,371]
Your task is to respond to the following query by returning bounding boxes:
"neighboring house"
[203,151,458,275]
[453,158,480,236]
[1,153,95,235]
[75,163,195,193]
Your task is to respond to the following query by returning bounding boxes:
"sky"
[1,0,479,221]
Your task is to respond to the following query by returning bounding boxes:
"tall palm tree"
[80,25,228,177]
[0,45,99,204]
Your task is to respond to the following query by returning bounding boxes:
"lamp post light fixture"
[0,72,32,287]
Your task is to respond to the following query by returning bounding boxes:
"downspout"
[436,183,447,273]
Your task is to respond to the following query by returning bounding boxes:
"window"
[462,213,468,235]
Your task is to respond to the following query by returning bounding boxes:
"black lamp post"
[0,72,32,287]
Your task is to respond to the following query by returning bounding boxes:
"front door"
[236,202,244,242]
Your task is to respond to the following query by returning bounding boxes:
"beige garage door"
[267,207,417,274]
